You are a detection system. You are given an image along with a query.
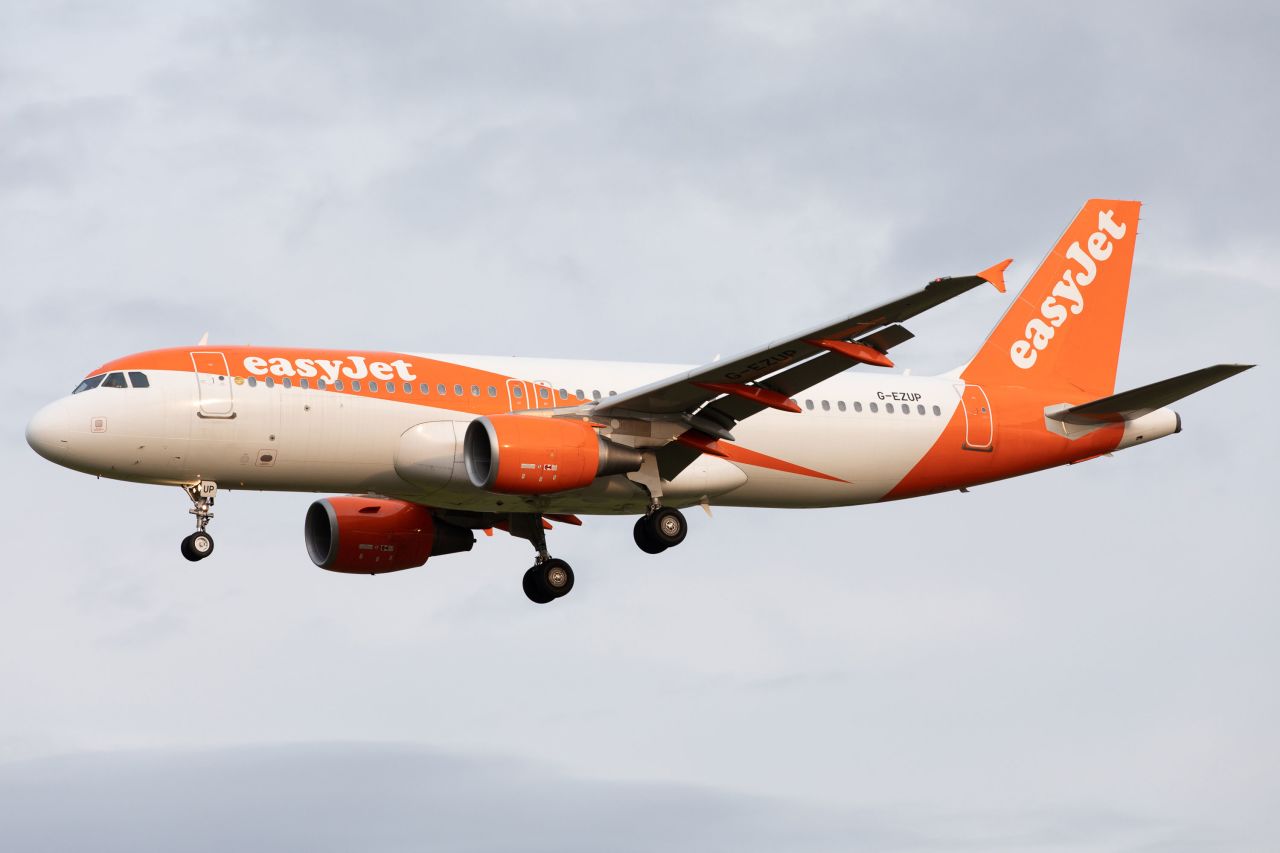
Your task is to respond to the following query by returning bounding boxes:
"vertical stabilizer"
[962,199,1142,397]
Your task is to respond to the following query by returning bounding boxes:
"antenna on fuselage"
[197,332,209,346]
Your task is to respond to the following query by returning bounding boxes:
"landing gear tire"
[542,558,574,597]
[181,531,214,562]
[646,508,688,549]
[523,558,574,604]
[633,517,668,554]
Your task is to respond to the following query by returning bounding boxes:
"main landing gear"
[633,506,688,555]
[509,514,575,605]
[522,558,574,604]
[181,481,217,562]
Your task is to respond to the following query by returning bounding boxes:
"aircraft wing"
[594,259,1012,430]
[588,259,1012,479]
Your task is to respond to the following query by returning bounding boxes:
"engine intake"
[463,415,644,495]
[304,496,474,574]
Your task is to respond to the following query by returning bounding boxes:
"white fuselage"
[28,353,966,513]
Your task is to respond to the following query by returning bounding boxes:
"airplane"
[26,199,1252,603]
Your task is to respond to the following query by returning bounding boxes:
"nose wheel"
[181,481,217,562]
[633,507,687,554]
[181,531,215,561]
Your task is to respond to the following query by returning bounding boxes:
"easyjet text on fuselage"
[243,355,417,383]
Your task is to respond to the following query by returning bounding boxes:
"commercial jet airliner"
[27,200,1252,602]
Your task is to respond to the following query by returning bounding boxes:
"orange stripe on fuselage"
[677,431,846,483]
[883,385,1124,500]
[720,442,848,483]
[90,347,589,415]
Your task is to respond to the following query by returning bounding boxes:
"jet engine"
[463,415,644,495]
[304,496,474,574]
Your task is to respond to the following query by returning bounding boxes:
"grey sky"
[2,1,1276,851]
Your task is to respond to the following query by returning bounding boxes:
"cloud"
[0,743,1176,853]
[1,2,1277,853]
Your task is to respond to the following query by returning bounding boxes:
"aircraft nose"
[26,401,70,463]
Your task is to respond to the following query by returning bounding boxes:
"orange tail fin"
[962,199,1142,398]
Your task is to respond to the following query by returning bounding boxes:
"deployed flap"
[856,324,915,354]
[1047,364,1254,425]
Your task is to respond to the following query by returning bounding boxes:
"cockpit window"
[73,374,105,394]
[101,372,128,389]
[128,371,150,388]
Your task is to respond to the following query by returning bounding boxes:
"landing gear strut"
[633,506,688,554]
[508,513,575,604]
[181,481,217,562]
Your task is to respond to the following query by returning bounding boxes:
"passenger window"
[420,383,430,395]
[576,389,585,399]
[558,389,568,399]
[73,375,105,394]
[454,384,464,396]
[317,379,327,390]
[404,383,412,394]
[932,405,942,416]
[247,377,258,387]
[917,404,925,415]
[886,403,894,413]
[102,372,127,389]
[804,399,814,410]
[901,403,909,414]
[854,401,863,412]
[821,400,830,411]
[609,390,617,396]
[350,380,361,391]
[369,381,380,392]
[334,380,344,391]
[539,387,549,399]
[513,386,523,399]
[268,377,279,388]
[300,379,310,389]
[128,371,150,388]
[592,390,601,400]
[282,377,292,389]
[837,401,846,412]
[869,402,878,413]
[488,386,497,397]
[437,384,447,395]
[472,385,480,397]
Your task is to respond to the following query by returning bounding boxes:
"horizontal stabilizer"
[1047,364,1254,425]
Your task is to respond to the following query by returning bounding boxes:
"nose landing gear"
[181,530,214,561]
[181,481,217,562]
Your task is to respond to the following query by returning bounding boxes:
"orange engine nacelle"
[463,415,644,495]
[304,496,474,574]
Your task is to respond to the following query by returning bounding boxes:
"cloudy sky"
[2,1,1276,850]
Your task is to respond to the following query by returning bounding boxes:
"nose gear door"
[191,351,235,418]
